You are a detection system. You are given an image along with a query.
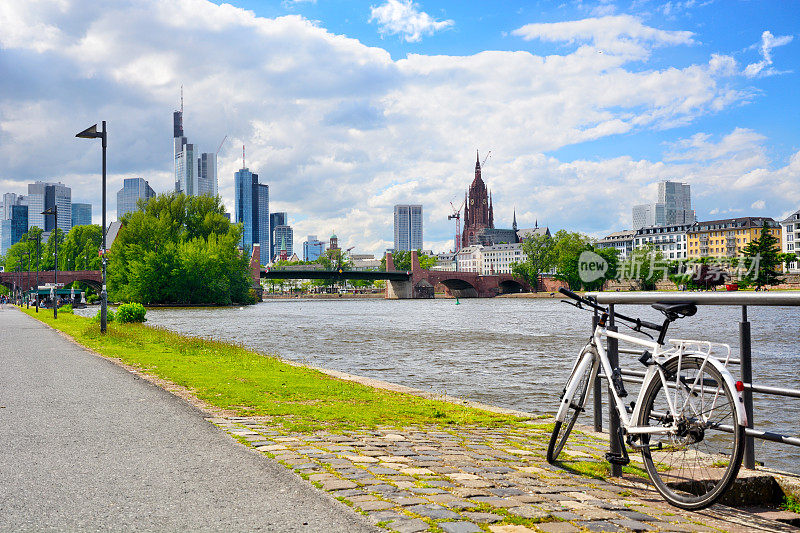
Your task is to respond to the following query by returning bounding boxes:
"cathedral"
[462,151,495,247]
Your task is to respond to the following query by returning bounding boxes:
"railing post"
[607,304,622,477]
[739,305,756,469]
[592,313,602,433]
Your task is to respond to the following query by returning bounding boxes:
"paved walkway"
[210,418,800,533]
[0,308,377,532]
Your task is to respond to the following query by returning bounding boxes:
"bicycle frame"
[557,325,748,434]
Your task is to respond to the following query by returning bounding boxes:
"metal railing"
[585,291,800,476]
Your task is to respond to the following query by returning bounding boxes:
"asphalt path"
[0,306,378,532]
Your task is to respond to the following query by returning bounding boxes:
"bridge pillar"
[250,244,263,300]
[384,252,412,299]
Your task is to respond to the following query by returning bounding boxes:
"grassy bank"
[18,307,522,432]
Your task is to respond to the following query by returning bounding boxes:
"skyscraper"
[173,109,198,196]
[197,152,218,197]
[303,235,326,261]
[270,212,287,260]
[273,225,293,261]
[394,204,423,251]
[632,180,695,229]
[235,165,270,266]
[72,203,92,227]
[1,204,28,255]
[117,178,156,220]
[27,181,71,234]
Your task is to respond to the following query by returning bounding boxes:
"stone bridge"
[384,251,532,299]
[0,269,103,293]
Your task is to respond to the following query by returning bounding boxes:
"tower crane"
[482,150,492,167]
[215,135,228,157]
[448,199,465,252]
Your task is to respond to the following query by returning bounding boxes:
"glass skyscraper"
[270,212,287,260]
[273,225,293,260]
[117,178,156,220]
[1,204,28,255]
[27,181,71,234]
[71,203,92,227]
[173,107,217,198]
[393,204,423,251]
[235,167,270,266]
[303,235,326,261]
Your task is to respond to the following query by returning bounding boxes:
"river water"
[81,298,800,473]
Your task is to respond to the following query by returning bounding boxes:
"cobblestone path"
[212,417,796,533]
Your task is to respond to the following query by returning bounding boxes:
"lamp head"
[76,124,101,139]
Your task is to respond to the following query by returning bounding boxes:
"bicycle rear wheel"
[637,356,743,510]
[547,348,595,463]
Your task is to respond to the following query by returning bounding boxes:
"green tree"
[619,245,671,291]
[511,234,556,290]
[108,193,254,305]
[739,222,783,289]
[60,224,102,271]
[380,250,436,271]
[551,230,592,290]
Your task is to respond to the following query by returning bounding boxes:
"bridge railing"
[585,291,800,475]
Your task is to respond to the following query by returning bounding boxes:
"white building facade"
[596,230,636,260]
[455,243,524,275]
[781,210,800,272]
[634,223,691,260]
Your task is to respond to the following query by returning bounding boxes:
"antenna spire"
[242,145,245,169]
[180,84,183,115]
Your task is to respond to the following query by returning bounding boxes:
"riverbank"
[17,306,800,532]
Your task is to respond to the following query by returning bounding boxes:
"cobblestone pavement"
[212,417,799,533]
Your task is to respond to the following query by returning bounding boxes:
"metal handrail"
[585,290,800,472]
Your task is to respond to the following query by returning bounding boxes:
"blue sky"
[1,0,798,255]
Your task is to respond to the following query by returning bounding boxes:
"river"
[79,297,800,473]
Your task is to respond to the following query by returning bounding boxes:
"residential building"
[1,204,28,255]
[453,243,524,275]
[71,203,92,227]
[632,181,695,229]
[303,235,326,261]
[270,212,287,260]
[393,204,423,251]
[596,230,636,261]
[117,177,156,220]
[780,210,800,272]
[351,254,381,271]
[433,251,457,271]
[234,166,270,265]
[634,224,692,260]
[27,181,71,234]
[456,245,482,273]
[273,225,293,261]
[686,217,781,259]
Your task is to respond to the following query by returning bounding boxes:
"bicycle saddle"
[651,302,697,319]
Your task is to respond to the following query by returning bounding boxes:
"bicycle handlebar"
[558,287,663,333]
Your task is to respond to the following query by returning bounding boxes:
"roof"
[516,227,551,239]
[598,230,636,242]
[688,217,777,232]
[106,221,123,249]
[781,210,800,224]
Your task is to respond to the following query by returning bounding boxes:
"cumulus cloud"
[0,1,792,253]
[744,30,793,78]
[512,15,694,60]
[751,199,766,210]
[369,0,453,43]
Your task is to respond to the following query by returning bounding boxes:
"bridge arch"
[498,279,526,294]
[436,277,479,298]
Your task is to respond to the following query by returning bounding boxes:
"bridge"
[0,269,102,293]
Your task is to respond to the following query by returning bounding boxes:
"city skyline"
[0,1,797,256]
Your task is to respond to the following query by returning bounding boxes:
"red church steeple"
[462,150,494,247]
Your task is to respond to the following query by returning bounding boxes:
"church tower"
[462,151,494,247]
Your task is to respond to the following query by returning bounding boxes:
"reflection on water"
[80,298,800,473]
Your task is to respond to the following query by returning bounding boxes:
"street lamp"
[27,232,42,312]
[76,122,108,333]
[22,250,31,308]
[42,206,58,318]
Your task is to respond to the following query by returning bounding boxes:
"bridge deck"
[261,269,411,281]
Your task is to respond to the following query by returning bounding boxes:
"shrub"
[87,294,99,304]
[60,304,73,314]
[117,302,146,323]
[92,308,115,323]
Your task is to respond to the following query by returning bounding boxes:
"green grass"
[19,308,522,432]
[555,459,650,480]
[782,495,800,514]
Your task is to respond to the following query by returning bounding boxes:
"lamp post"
[76,122,107,333]
[29,232,41,312]
[42,206,58,319]
[22,250,31,308]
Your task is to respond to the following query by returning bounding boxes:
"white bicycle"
[548,288,747,510]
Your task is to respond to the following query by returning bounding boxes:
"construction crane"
[482,150,492,167]
[448,199,464,252]
[215,135,228,157]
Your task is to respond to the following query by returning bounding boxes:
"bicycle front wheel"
[547,349,595,463]
[638,357,744,510]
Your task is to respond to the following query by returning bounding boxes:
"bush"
[60,304,73,314]
[92,308,115,323]
[87,293,99,304]
[116,302,146,323]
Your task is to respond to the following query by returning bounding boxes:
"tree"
[739,222,783,289]
[108,193,254,305]
[618,245,671,291]
[60,225,102,271]
[552,230,592,290]
[380,250,437,271]
[511,234,556,290]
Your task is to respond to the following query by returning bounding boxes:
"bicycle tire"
[547,349,595,463]
[637,356,744,510]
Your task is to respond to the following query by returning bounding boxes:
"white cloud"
[0,1,792,254]
[744,30,793,78]
[751,199,765,210]
[512,15,694,60]
[369,0,453,43]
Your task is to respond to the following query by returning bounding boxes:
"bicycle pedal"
[605,453,630,466]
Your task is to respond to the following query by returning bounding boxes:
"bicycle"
[548,288,747,510]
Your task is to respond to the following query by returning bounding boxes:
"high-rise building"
[1,204,28,255]
[632,181,695,229]
[117,178,156,220]
[303,235,326,261]
[71,203,92,227]
[27,181,71,234]
[270,212,287,260]
[394,204,423,251]
[235,166,270,266]
[273,225,293,261]
[197,152,217,197]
